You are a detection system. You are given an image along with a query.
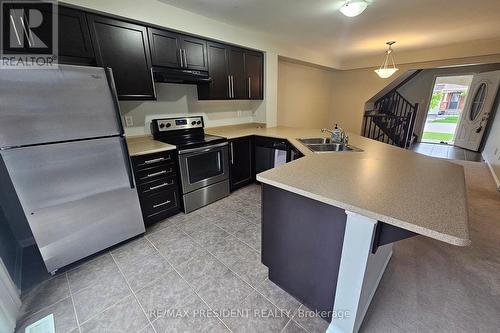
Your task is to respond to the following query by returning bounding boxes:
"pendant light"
[375,41,399,78]
[339,1,368,17]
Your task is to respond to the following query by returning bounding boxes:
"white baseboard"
[484,156,500,191]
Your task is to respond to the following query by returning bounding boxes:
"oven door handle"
[178,142,228,155]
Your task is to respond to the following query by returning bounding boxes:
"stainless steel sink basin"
[298,138,337,145]
[297,138,363,153]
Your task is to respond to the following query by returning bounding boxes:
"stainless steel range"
[152,116,230,213]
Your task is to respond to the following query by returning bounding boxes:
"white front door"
[454,70,500,151]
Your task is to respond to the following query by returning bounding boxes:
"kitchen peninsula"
[211,125,470,333]
[128,124,470,333]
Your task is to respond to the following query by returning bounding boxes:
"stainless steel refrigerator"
[0,65,145,274]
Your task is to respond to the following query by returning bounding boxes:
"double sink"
[298,138,362,153]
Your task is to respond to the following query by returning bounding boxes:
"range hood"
[152,67,212,84]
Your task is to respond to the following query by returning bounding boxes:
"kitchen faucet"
[321,124,349,144]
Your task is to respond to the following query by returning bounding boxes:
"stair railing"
[362,90,419,148]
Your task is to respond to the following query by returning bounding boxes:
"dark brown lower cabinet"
[131,150,180,225]
[229,136,254,191]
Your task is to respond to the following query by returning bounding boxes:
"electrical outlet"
[124,116,134,127]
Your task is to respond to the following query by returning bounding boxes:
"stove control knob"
[196,121,202,125]
[191,121,197,125]
[159,123,165,129]
[166,123,171,128]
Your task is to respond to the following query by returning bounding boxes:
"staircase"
[362,88,419,149]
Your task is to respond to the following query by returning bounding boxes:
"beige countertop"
[126,135,176,156]
[126,123,470,246]
[208,124,470,247]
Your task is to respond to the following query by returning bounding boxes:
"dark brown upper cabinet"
[198,42,230,100]
[148,28,208,71]
[228,48,246,99]
[245,51,264,100]
[180,36,208,71]
[198,43,264,100]
[86,15,155,100]
[53,6,95,65]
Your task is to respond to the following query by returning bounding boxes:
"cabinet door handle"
[149,181,174,191]
[153,200,171,208]
[179,49,184,68]
[182,49,187,68]
[150,68,157,99]
[230,142,234,165]
[248,77,251,99]
[228,75,232,98]
[230,75,235,99]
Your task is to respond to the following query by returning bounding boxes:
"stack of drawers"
[131,150,180,225]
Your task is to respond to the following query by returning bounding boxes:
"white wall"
[120,83,263,135]
[483,100,500,190]
[277,60,335,128]
[328,55,500,135]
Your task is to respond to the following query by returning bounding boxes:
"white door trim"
[0,259,21,333]
[327,211,393,333]
[455,70,500,150]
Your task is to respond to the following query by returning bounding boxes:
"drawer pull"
[144,156,170,164]
[149,181,174,191]
[153,200,171,208]
[145,168,172,178]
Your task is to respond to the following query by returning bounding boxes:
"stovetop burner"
[151,116,226,150]
[155,134,226,149]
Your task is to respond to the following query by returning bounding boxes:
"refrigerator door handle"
[104,67,125,135]
[120,138,135,189]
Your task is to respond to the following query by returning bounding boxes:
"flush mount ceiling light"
[375,41,399,78]
[339,1,368,17]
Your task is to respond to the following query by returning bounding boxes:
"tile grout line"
[144,235,234,333]
[203,219,261,255]
[17,295,71,329]
[179,225,301,330]
[291,305,316,333]
[65,272,81,333]
[109,250,158,333]
[142,188,298,332]
[148,191,303,331]
[76,289,136,328]
[191,200,317,332]
[74,254,141,328]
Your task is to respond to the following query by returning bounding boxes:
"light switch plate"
[124,116,134,127]
[25,314,55,333]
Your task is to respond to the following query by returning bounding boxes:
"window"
[448,92,460,110]
[469,83,487,121]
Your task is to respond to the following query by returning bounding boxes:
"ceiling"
[159,0,500,66]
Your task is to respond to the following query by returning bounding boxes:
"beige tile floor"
[16,185,326,333]
[16,161,500,332]
[411,142,482,161]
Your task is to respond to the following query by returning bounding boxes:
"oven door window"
[187,150,223,184]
